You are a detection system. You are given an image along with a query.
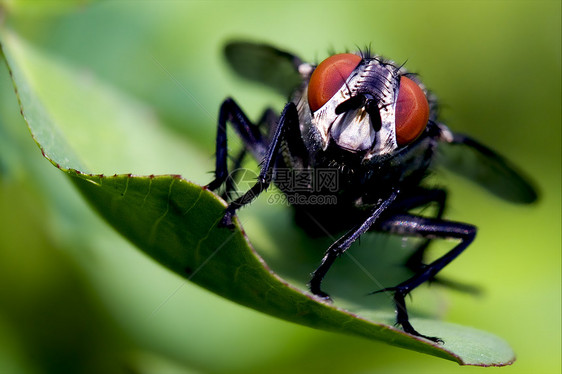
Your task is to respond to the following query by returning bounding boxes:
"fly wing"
[436,133,538,204]
[224,41,304,97]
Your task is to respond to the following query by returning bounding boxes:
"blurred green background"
[0,1,559,373]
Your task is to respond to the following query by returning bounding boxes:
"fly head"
[305,52,430,161]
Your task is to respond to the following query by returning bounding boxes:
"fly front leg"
[221,102,299,228]
[308,190,399,299]
[373,214,476,342]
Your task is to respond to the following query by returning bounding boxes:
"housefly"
[206,41,537,342]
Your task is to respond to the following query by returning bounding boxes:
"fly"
[206,41,538,342]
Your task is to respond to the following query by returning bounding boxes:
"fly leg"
[391,188,447,273]
[220,102,299,227]
[257,108,279,140]
[221,107,280,201]
[392,189,481,294]
[206,98,269,192]
[308,190,399,299]
[373,214,476,342]
[221,148,247,201]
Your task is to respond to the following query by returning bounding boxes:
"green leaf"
[0,26,515,366]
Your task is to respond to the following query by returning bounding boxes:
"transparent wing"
[224,41,304,97]
[436,133,538,204]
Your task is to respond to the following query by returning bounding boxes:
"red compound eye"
[308,53,362,113]
[395,76,429,146]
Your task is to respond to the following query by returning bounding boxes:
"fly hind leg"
[373,214,476,342]
[206,98,269,192]
[388,188,447,273]
[217,106,280,201]
[392,189,481,294]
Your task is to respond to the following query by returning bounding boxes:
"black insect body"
[207,42,537,342]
